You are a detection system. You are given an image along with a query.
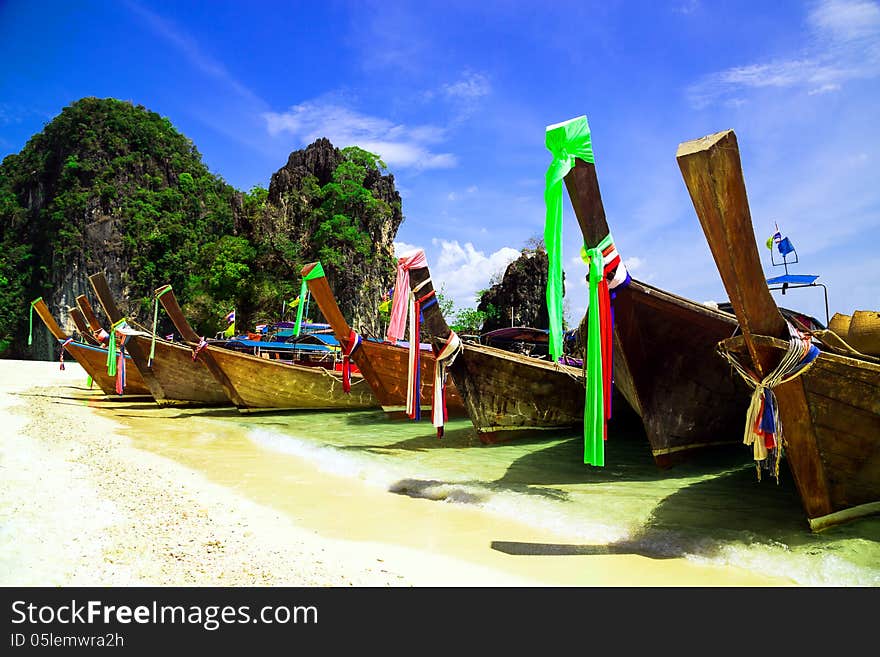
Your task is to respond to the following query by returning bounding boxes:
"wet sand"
[0,359,793,586]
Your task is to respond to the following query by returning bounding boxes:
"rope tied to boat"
[294,262,326,337]
[581,233,631,467]
[341,328,362,393]
[150,285,173,367]
[544,115,594,362]
[718,321,821,482]
[406,277,435,420]
[58,337,73,370]
[432,330,462,437]
[28,297,42,346]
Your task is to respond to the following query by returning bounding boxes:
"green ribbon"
[150,285,173,364]
[582,243,606,466]
[28,297,42,346]
[86,375,93,389]
[544,116,594,361]
[106,318,126,376]
[294,262,325,337]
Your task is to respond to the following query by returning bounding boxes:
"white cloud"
[673,0,701,15]
[624,256,644,272]
[393,241,421,257]
[429,239,520,309]
[808,82,842,94]
[442,72,491,99]
[810,0,880,41]
[263,101,456,170]
[686,0,880,107]
[446,185,478,202]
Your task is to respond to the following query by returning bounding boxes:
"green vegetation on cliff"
[0,98,402,357]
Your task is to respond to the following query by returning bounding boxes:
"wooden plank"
[75,294,103,333]
[676,130,788,373]
[67,307,101,345]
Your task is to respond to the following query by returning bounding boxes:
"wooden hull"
[447,341,584,441]
[299,263,465,419]
[612,280,750,466]
[563,154,749,467]
[405,265,583,441]
[353,339,466,416]
[128,335,231,406]
[205,345,380,412]
[677,128,880,529]
[722,335,880,530]
[29,297,151,397]
[64,341,152,397]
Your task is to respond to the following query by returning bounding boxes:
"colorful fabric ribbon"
[28,297,41,346]
[719,322,820,482]
[294,262,325,337]
[406,279,434,420]
[581,233,630,466]
[150,285,173,367]
[341,328,362,393]
[192,337,208,362]
[59,337,73,370]
[432,331,462,437]
[544,116,594,361]
[115,338,127,395]
[387,249,428,343]
[106,318,129,394]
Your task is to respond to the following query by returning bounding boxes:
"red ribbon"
[407,289,435,420]
[341,329,361,393]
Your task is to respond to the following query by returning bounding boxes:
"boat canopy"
[766,274,819,286]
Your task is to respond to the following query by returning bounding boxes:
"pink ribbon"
[386,249,428,343]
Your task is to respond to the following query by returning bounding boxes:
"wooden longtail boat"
[677,129,880,530]
[404,257,585,442]
[67,305,102,346]
[75,294,105,338]
[30,297,151,397]
[88,272,231,406]
[557,120,750,467]
[300,262,466,419]
[154,284,380,412]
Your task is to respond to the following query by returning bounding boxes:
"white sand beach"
[0,359,793,587]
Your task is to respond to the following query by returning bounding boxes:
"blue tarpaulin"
[766,274,819,286]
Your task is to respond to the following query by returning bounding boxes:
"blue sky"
[2,0,878,324]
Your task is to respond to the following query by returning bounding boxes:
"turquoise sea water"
[111,398,880,587]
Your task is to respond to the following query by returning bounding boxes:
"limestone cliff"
[0,99,405,359]
[477,247,557,333]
